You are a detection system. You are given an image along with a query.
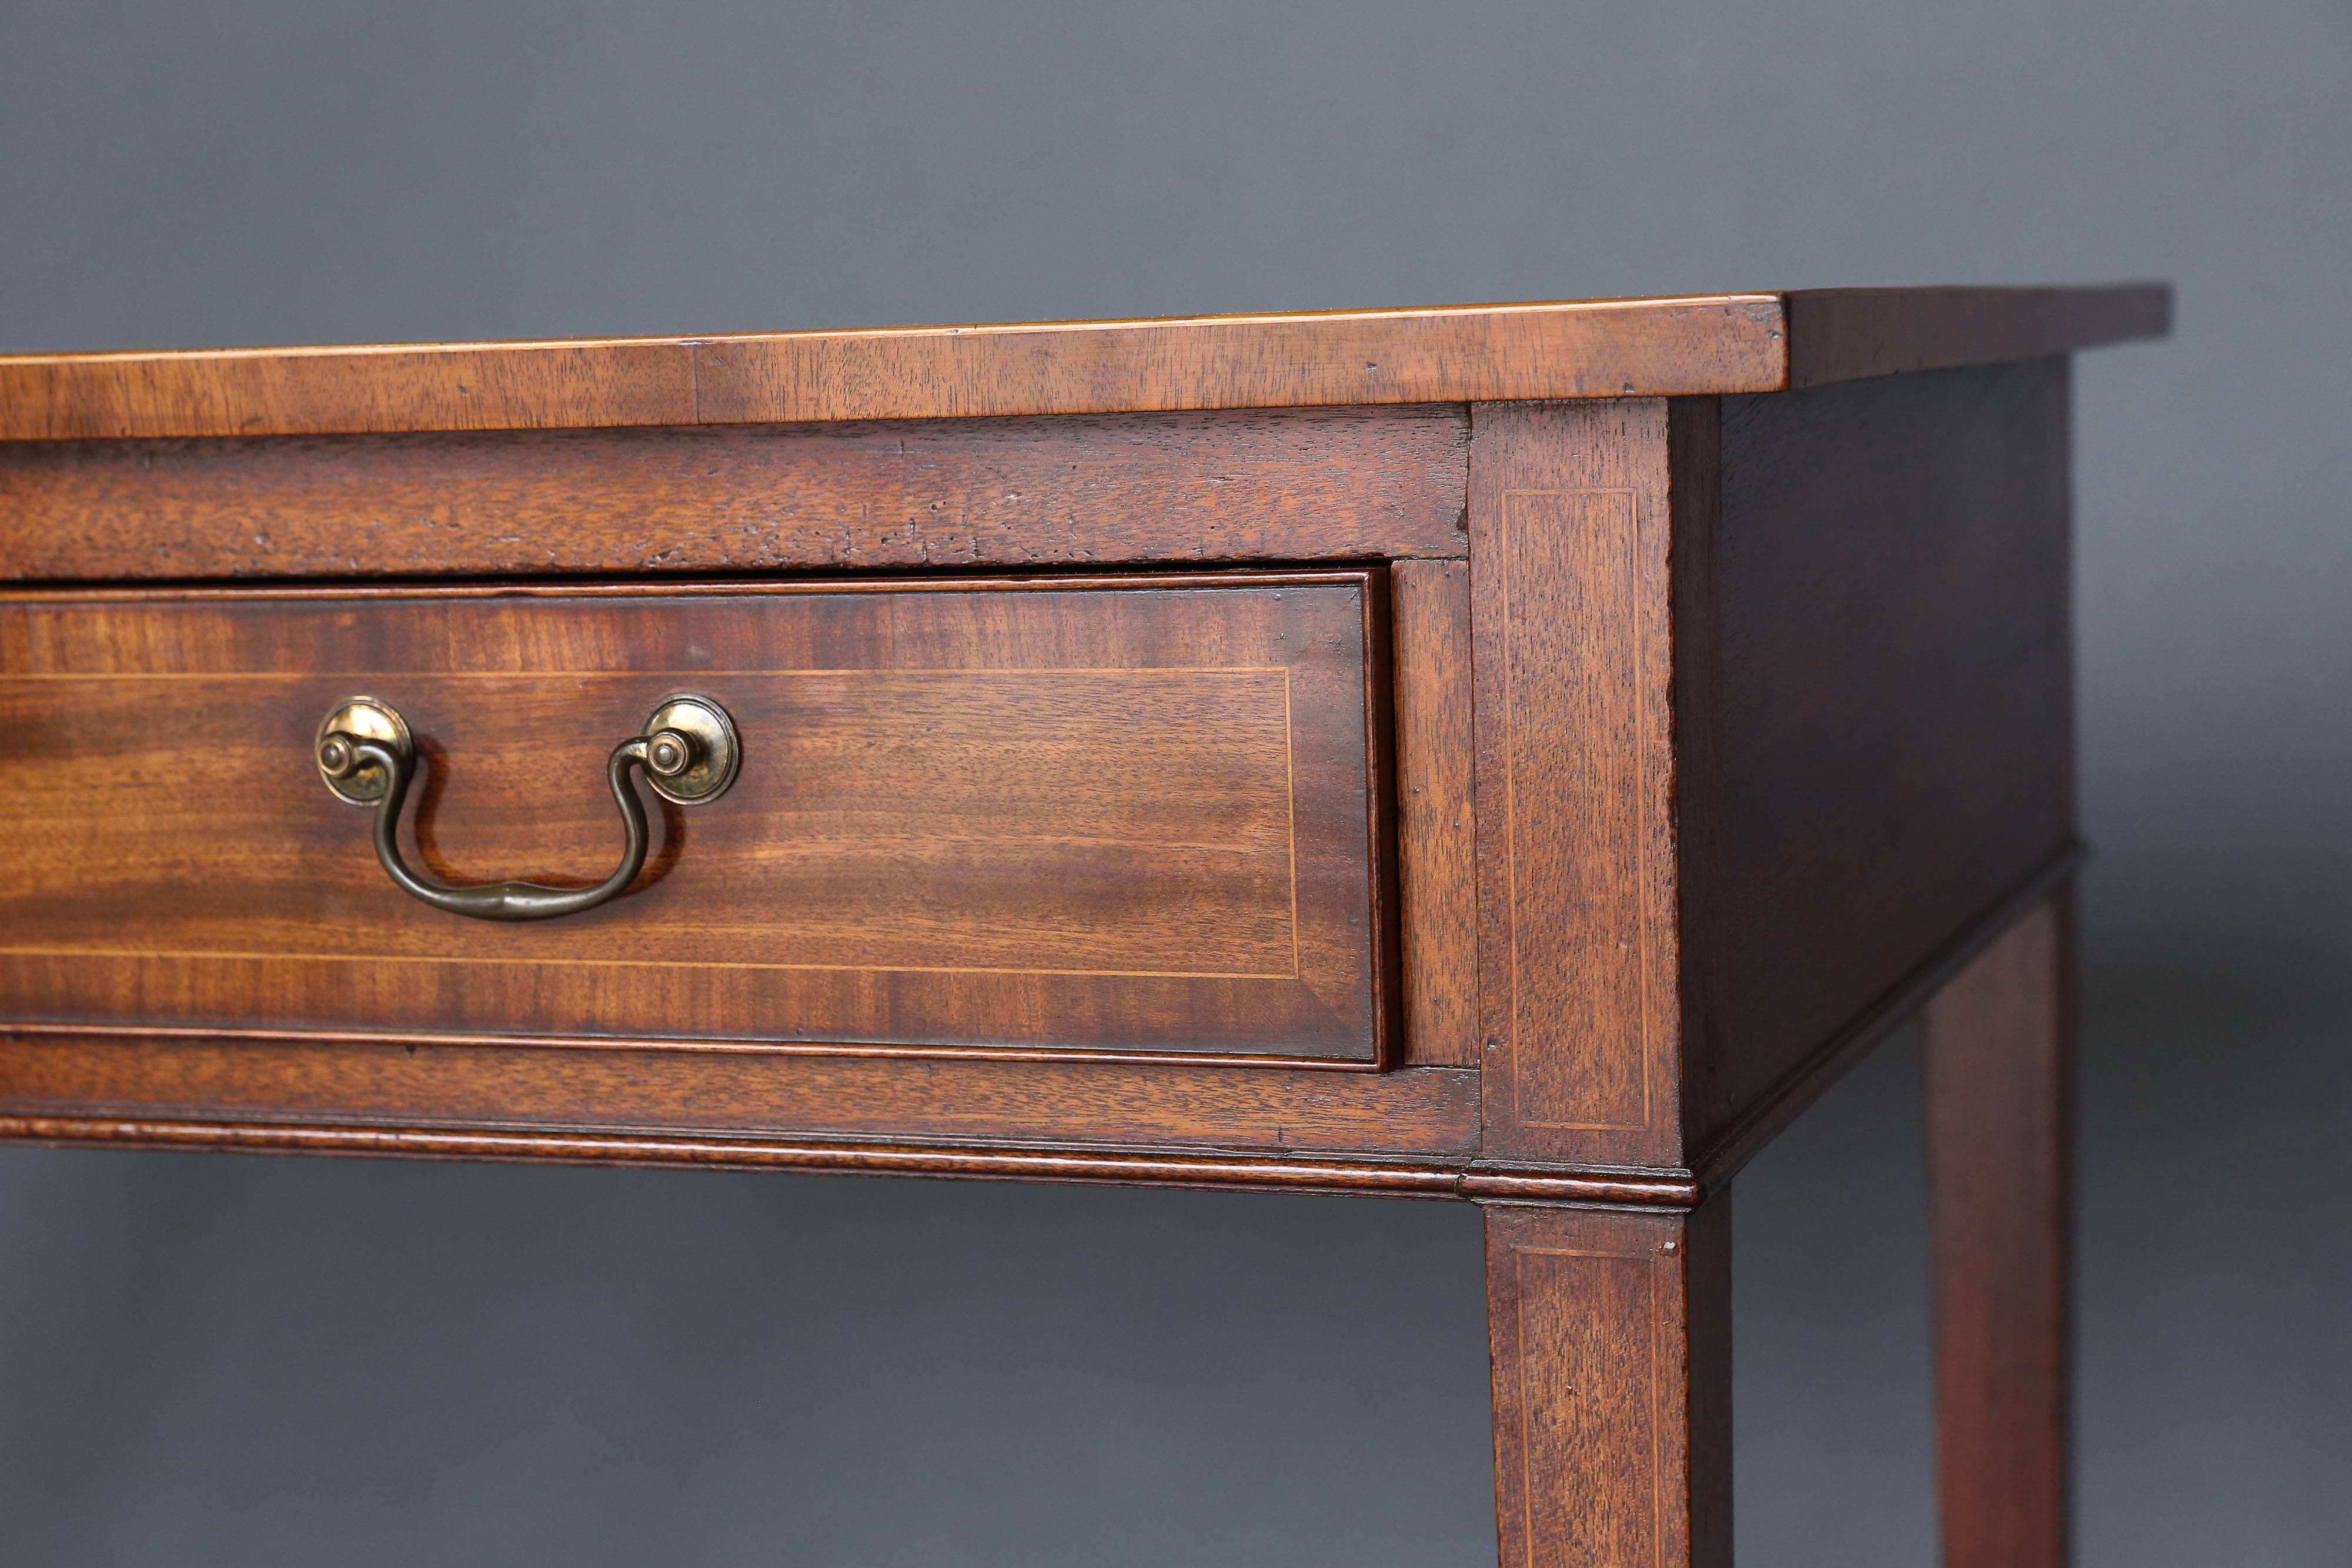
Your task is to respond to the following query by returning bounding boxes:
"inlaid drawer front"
[0,573,1393,1064]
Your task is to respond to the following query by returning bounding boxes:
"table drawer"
[0,572,1394,1065]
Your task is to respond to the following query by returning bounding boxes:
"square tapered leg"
[1928,894,2073,1567]
[1484,1198,1732,1568]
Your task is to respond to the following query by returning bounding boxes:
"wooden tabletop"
[0,285,2167,441]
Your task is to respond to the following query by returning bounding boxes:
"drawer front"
[0,573,1392,1064]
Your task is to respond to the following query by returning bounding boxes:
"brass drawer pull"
[313,694,739,922]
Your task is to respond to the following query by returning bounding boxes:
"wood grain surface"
[0,1108,1469,1197]
[1470,400,1685,1168]
[0,287,2165,440]
[1390,560,1479,1066]
[0,574,1391,1062]
[0,1096,1717,1206]
[1676,360,2075,1164]
[1927,894,2073,1568]
[0,1031,1476,1162]
[1485,1200,1732,1568]
[0,405,1470,581]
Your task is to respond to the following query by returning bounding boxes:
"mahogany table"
[0,285,2168,1565]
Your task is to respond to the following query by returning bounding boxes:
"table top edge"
[0,284,2170,442]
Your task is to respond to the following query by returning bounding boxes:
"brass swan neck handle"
[313,694,738,922]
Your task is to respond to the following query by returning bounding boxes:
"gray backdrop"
[1,1,2346,1562]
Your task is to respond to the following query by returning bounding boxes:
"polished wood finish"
[1485,1199,1732,1568]
[0,1032,1475,1163]
[1469,399,1684,1168]
[0,282,2168,1568]
[1676,360,2076,1169]
[1460,362,2082,1175]
[1928,894,2073,1568]
[1390,559,1479,1067]
[0,406,1469,582]
[0,1111,1466,1196]
[0,573,1391,1062]
[0,1106,1698,1206]
[0,286,2164,440]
